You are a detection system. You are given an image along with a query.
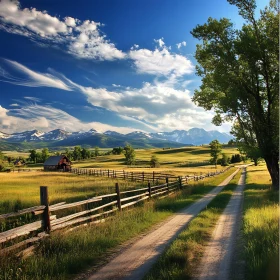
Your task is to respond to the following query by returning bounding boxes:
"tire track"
[194,167,246,280]
[87,168,240,280]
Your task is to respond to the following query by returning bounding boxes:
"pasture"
[0,146,241,214]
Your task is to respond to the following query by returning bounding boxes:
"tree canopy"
[191,0,279,189]
[210,140,222,168]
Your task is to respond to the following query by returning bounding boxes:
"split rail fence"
[0,167,231,258]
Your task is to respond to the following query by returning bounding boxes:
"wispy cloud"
[0,59,226,132]
[0,0,125,61]
[0,104,146,134]
[0,59,73,90]
[176,41,187,49]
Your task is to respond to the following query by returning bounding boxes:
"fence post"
[115,183,121,211]
[148,181,151,198]
[153,171,155,184]
[40,186,51,233]
[131,172,134,182]
[123,170,125,180]
[166,177,169,192]
[142,171,145,182]
[178,176,182,189]
[108,169,110,177]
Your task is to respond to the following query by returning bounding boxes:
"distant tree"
[112,147,123,155]
[219,153,230,166]
[73,146,82,161]
[94,147,99,157]
[65,148,72,160]
[210,140,222,168]
[41,148,49,162]
[29,149,37,163]
[150,155,160,168]
[124,145,136,165]
[227,139,236,146]
[81,148,91,159]
[231,154,242,164]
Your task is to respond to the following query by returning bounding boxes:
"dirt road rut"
[195,167,246,280]
[87,168,240,280]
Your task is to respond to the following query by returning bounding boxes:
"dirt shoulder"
[85,168,240,280]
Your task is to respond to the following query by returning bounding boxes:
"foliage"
[150,155,160,168]
[124,145,136,165]
[218,153,230,166]
[191,0,279,189]
[209,140,222,168]
[112,147,124,155]
[41,148,49,162]
[230,154,242,163]
[94,146,99,157]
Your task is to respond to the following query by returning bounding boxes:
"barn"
[43,155,71,171]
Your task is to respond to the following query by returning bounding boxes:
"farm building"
[43,155,71,171]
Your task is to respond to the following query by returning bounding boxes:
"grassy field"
[0,168,237,280]
[0,146,239,214]
[144,170,242,280]
[3,146,240,172]
[0,172,147,214]
[242,163,279,280]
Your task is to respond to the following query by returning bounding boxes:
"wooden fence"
[70,168,184,183]
[0,166,231,258]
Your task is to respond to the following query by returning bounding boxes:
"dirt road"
[86,168,240,280]
[194,167,246,280]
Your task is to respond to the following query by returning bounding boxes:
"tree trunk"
[264,156,279,191]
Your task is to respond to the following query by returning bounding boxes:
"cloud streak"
[0,59,228,132]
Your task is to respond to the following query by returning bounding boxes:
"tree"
[81,148,90,159]
[150,155,160,168]
[94,147,99,157]
[123,145,135,165]
[41,148,49,162]
[73,146,82,161]
[210,140,222,168]
[191,0,279,189]
[112,147,123,155]
[29,149,37,163]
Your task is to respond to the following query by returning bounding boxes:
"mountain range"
[0,128,233,150]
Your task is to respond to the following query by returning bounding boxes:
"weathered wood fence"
[0,167,231,258]
[69,168,212,183]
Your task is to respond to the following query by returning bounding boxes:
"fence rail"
[0,166,232,258]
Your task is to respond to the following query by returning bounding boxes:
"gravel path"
[87,168,240,280]
[194,167,246,280]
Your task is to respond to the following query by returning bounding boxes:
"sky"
[0,0,268,134]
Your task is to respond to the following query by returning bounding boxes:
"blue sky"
[0,0,268,134]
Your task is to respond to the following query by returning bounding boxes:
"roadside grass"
[0,168,237,280]
[242,164,279,280]
[144,170,241,280]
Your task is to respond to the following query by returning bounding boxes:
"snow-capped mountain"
[0,128,233,148]
[150,128,232,145]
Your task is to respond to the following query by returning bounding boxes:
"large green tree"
[191,0,279,189]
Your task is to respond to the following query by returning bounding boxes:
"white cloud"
[177,41,187,49]
[0,0,125,61]
[0,104,141,134]
[129,40,194,77]
[0,59,231,133]
[154,38,165,48]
